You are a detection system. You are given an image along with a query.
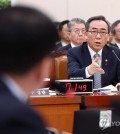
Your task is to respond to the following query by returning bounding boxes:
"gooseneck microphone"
[111,49,120,62]
[107,44,120,91]
[107,44,120,62]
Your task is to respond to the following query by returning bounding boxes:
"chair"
[54,55,68,80]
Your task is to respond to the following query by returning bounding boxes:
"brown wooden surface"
[29,95,81,133]
[81,95,120,109]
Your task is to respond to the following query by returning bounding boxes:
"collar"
[87,45,102,59]
[1,74,28,103]
[61,41,69,47]
[116,42,120,49]
[71,42,77,48]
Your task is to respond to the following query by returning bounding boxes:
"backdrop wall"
[12,0,120,23]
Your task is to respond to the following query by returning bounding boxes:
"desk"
[81,95,120,109]
[29,96,81,133]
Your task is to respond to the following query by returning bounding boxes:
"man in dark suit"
[56,18,86,55]
[55,20,70,50]
[0,6,58,134]
[110,20,120,49]
[68,16,120,88]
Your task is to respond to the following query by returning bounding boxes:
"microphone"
[107,44,120,62]
[111,49,120,62]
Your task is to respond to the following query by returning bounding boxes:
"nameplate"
[31,88,49,96]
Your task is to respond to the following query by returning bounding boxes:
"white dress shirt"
[116,42,120,49]
[71,42,78,48]
[61,41,69,47]
[85,45,102,78]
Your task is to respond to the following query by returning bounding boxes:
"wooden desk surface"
[29,95,120,132]
[30,95,81,105]
[29,95,81,133]
[81,95,120,109]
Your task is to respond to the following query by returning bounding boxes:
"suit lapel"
[82,43,92,67]
[114,43,119,48]
[67,44,72,49]
[81,43,94,80]
[101,46,110,86]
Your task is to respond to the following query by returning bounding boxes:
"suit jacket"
[56,44,72,54]
[67,42,120,87]
[0,79,48,134]
[55,41,63,50]
[109,43,119,48]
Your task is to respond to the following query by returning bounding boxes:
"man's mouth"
[95,42,101,45]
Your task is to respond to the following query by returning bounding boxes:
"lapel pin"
[105,59,108,65]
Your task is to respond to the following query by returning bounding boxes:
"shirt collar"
[116,42,120,49]
[87,44,102,59]
[1,74,28,103]
[61,41,69,47]
[71,42,77,48]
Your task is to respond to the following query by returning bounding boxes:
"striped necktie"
[93,53,101,89]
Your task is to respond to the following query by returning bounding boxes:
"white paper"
[99,85,117,92]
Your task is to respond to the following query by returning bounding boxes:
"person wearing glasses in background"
[56,18,86,54]
[110,20,120,49]
[67,15,120,89]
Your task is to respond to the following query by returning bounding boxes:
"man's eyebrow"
[91,27,107,31]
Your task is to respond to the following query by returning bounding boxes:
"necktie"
[93,53,101,89]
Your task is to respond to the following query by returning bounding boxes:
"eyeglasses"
[71,29,86,35]
[88,31,108,37]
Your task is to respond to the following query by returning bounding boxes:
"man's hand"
[87,57,105,75]
[116,82,120,91]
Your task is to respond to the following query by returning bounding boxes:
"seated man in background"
[57,18,86,54]
[56,20,70,49]
[51,20,70,56]
[0,6,58,134]
[110,20,120,49]
[67,15,120,89]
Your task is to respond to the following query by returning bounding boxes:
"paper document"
[49,90,56,95]
[99,85,117,92]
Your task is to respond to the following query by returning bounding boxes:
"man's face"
[86,20,109,52]
[60,24,70,42]
[69,23,86,46]
[114,23,120,42]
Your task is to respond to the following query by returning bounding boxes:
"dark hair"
[58,20,69,31]
[54,21,60,30]
[0,6,58,74]
[111,20,120,34]
[86,15,110,33]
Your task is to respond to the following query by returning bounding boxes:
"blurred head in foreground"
[0,6,58,93]
[0,6,58,134]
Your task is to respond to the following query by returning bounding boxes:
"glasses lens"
[89,31,107,37]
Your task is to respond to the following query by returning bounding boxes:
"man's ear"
[34,57,52,88]
[85,32,88,40]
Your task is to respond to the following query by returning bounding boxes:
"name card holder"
[31,88,49,96]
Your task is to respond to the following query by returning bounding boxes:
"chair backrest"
[54,55,68,80]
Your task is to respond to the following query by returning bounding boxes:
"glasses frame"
[88,31,108,37]
[71,29,86,35]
